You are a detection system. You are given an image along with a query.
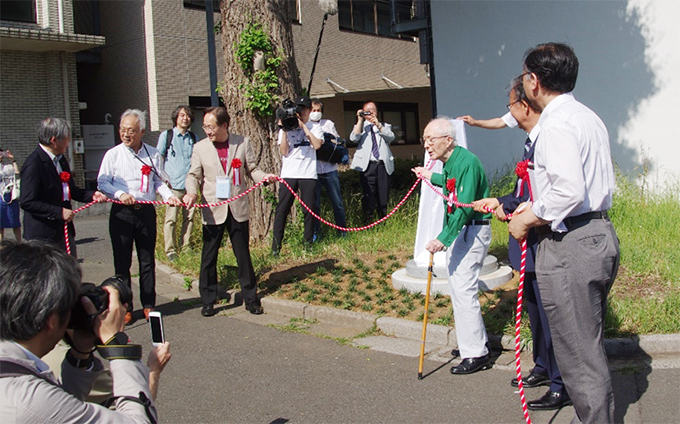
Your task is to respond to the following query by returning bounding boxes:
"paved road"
[55,214,680,423]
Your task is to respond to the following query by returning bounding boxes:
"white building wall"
[430,0,680,190]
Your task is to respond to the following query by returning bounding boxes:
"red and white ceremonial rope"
[64,175,421,250]
[275,176,421,232]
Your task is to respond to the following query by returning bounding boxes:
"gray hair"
[120,109,147,131]
[0,240,82,341]
[37,117,72,146]
[429,116,458,146]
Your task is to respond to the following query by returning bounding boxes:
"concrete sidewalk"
[154,259,680,370]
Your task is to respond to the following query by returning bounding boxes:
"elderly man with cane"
[412,117,492,375]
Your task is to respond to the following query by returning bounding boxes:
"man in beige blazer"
[184,107,276,317]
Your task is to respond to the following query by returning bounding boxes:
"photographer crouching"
[0,240,170,422]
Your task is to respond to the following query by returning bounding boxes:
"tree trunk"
[220,0,302,240]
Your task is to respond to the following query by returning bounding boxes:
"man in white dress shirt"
[508,43,619,424]
[98,109,182,324]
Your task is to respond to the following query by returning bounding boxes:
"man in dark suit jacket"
[473,79,566,411]
[20,117,106,256]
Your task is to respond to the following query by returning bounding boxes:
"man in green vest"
[412,117,492,375]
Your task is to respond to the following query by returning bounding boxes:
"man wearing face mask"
[271,96,322,256]
[308,99,347,238]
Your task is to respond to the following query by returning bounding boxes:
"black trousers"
[199,211,258,307]
[360,161,390,223]
[524,271,563,393]
[110,203,157,309]
[272,178,317,253]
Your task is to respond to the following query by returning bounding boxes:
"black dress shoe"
[511,370,551,388]
[450,354,491,374]
[245,303,264,315]
[527,390,572,411]
[201,304,216,317]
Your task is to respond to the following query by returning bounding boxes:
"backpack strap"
[163,129,174,160]
[188,131,197,145]
[0,359,58,386]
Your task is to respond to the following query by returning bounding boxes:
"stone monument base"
[391,255,514,295]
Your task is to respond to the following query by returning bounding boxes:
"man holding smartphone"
[0,240,170,421]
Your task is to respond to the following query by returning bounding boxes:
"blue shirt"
[156,127,195,190]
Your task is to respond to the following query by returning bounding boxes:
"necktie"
[370,126,380,160]
[524,137,531,152]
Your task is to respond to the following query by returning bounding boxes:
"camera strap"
[96,344,143,361]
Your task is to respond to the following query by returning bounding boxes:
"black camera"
[69,276,132,330]
[276,98,303,131]
[359,111,372,117]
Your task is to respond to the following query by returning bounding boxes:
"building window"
[344,101,420,145]
[288,0,301,24]
[183,0,220,13]
[0,0,37,24]
[338,0,414,39]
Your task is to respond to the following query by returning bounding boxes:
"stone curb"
[155,263,680,358]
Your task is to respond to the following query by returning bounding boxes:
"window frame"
[0,0,37,24]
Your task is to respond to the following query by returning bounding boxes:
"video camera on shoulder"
[69,276,132,331]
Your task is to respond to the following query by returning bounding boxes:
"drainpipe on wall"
[57,0,64,33]
[205,0,219,106]
[62,52,74,169]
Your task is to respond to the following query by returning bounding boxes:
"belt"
[468,219,490,226]
[563,210,609,229]
[117,203,148,211]
[537,210,609,235]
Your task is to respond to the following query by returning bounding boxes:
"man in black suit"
[20,117,106,256]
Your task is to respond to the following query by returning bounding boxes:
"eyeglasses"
[506,100,521,111]
[421,135,448,145]
[119,127,139,136]
[202,125,218,133]
[518,70,531,80]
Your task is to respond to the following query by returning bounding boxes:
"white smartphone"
[148,311,165,346]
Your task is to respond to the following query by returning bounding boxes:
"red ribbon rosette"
[514,159,533,200]
[446,178,456,213]
[140,165,152,193]
[60,172,71,201]
[231,158,242,186]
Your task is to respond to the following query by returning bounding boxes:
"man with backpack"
[157,106,197,261]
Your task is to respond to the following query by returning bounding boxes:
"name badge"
[216,176,231,199]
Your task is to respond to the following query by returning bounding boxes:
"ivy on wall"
[233,21,282,117]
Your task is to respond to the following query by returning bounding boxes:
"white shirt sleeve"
[501,112,518,129]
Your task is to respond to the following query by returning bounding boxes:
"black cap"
[294,95,311,108]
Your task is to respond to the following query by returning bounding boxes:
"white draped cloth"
[413,119,468,268]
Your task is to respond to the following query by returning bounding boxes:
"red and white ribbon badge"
[231,158,242,186]
[446,178,456,213]
[514,160,533,200]
[60,172,71,201]
[140,165,152,193]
